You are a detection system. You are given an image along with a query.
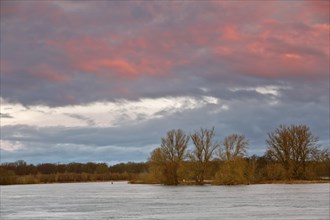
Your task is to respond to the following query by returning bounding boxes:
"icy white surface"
[1,182,329,220]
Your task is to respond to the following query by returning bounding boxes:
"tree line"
[0,161,148,185]
[135,125,329,185]
[1,124,329,185]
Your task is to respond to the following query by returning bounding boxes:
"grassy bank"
[0,173,134,185]
[255,179,330,184]
[129,177,330,185]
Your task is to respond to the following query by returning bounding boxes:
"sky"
[0,0,329,164]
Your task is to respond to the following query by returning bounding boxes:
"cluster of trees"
[1,124,328,186]
[137,125,329,185]
[0,161,148,185]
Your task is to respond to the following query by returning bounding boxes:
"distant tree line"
[135,125,329,185]
[0,161,148,185]
[1,124,329,186]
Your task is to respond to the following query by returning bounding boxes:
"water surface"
[1,182,329,219]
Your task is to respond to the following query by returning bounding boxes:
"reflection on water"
[1,182,329,220]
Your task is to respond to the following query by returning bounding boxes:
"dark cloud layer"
[0,1,329,164]
[1,96,328,164]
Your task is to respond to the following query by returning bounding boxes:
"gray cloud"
[65,113,96,127]
[1,93,328,164]
[0,113,13,118]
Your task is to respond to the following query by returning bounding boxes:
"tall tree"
[266,124,320,179]
[219,134,248,161]
[149,129,189,185]
[148,148,167,183]
[189,127,219,184]
[215,134,249,185]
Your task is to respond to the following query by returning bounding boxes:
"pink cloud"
[46,34,178,80]
[79,59,136,78]
[209,2,329,80]
[223,25,240,41]
[31,64,67,82]
[3,1,328,86]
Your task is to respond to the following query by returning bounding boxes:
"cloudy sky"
[0,1,329,164]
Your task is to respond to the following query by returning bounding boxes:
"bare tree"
[215,134,249,185]
[219,134,248,161]
[189,127,219,184]
[149,129,189,185]
[148,148,166,183]
[266,124,320,179]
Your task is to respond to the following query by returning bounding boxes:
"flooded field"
[1,182,329,220]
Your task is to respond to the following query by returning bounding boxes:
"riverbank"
[0,173,135,185]
[255,179,330,184]
[2,178,329,186]
[129,179,330,185]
